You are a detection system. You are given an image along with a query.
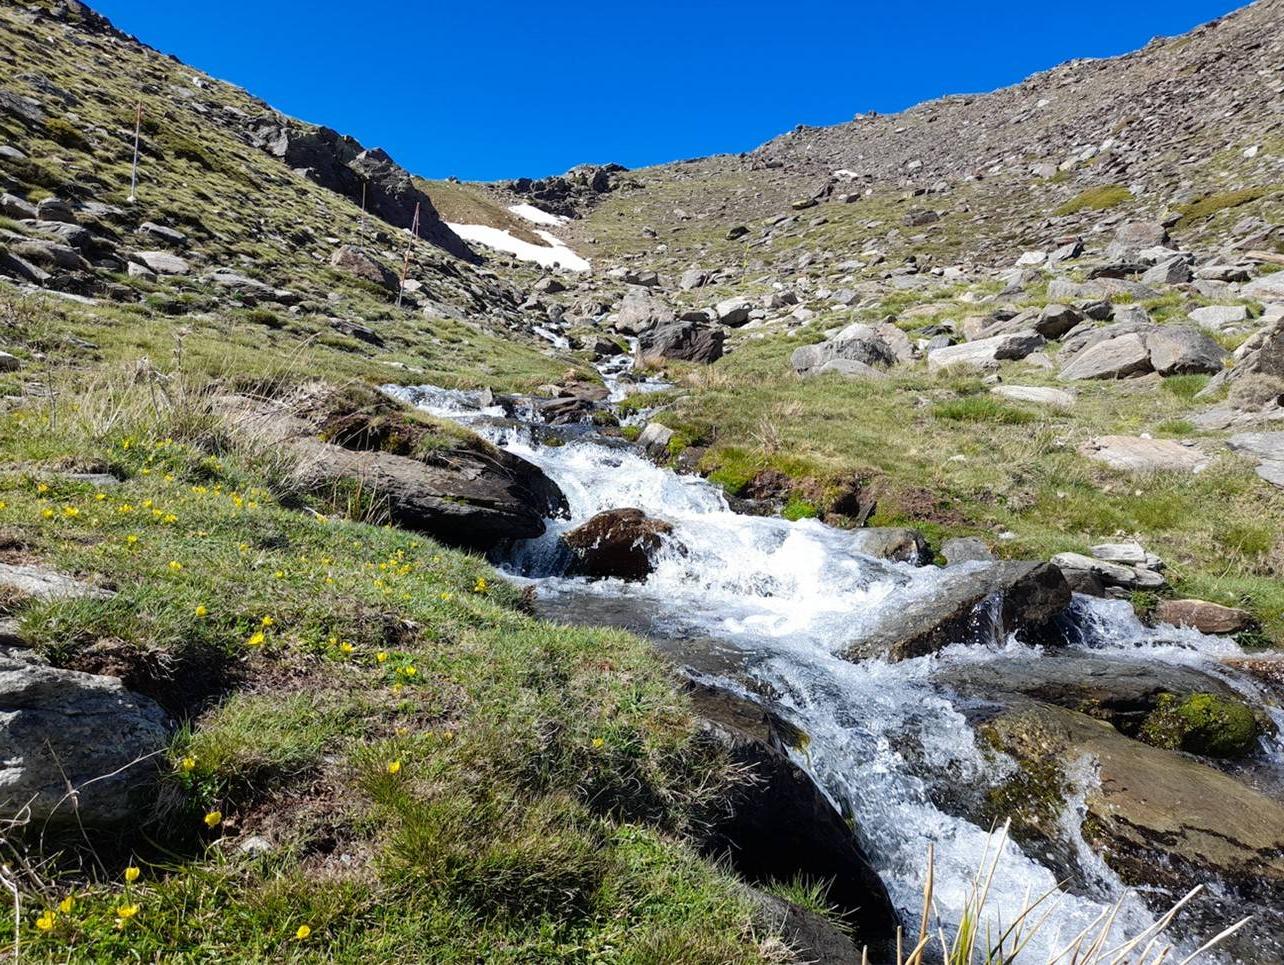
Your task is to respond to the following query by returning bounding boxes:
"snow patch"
[508,203,567,227]
[446,223,590,272]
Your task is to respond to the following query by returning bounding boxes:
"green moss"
[781,496,818,521]
[1054,185,1132,216]
[979,727,1067,843]
[620,425,642,442]
[43,116,89,150]
[1178,187,1277,227]
[1139,692,1260,759]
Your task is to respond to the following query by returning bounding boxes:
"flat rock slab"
[1079,435,1208,474]
[1058,333,1152,381]
[927,330,1044,373]
[991,385,1075,408]
[1228,431,1284,488]
[0,562,113,601]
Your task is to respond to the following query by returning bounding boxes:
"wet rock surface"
[562,508,676,581]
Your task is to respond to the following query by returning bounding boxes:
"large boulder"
[688,682,896,954]
[845,527,932,565]
[1145,326,1227,375]
[1058,333,1152,380]
[1104,221,1169,258]
[926,330,1044,373]
[637,319,725,364]
[329,245,399,291]
[714,296,753,327]
[0,658,169,826]
[614,286,675,335]
[793,323,905,375]
[1227,431,1284,488]
[980,700,1284,899]
[132,250,191,276]
[562,508,674,581]
[843,562,1070,662]
[1154,599,1252,635]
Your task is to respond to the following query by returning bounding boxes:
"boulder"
[980,701,1284,896]
[1105,221,1168,258]
[562,508,674,581]
[714,296,753,327]
[614,286,675,335]
[812,358,888,381]
[926,330,1045,373]
[1050,552,1165,590]
[689,682,896,953]
[11,240,89,272]
[1242,274,1284,302]
[1189,305,1248,328]
[941,537,993,565]
[138,222,188,247]
[678,268,709,290]
[328,245,398,291]
[1141,256,1192,285]
[0,657,169,826]
[637,320,725,364]
[0,193,37,220]
[0,252,49,285]
[792,324,900,375]
[133,250,191,276]
[204,269,297,305]
[1078,435,1208,474]
[1034,304,1082,339]
[845,527,932,565]
[1058,333,1152,380]
[1145,326,1226,376]
[1154,599,1252,635]
[35,197,77,224]
[0,562,113,601]
[750,892,863,965]
[1227,431,1284,488]
[843,561,1070,662]
[0,352,19,372]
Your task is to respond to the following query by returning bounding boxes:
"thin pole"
[396,202,420,309]
[127,101,142,203]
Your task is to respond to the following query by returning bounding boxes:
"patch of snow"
[446,223,590,272]
[508,204,567,227]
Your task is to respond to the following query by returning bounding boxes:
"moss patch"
[1054,184,1132,216]
[1139,692,1260,758]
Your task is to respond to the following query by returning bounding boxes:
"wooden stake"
[396,202,420,309]
[127,101,142,203]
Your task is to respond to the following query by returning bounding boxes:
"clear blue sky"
[90,0,1244,182]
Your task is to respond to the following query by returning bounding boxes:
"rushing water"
[386,376,1283,961]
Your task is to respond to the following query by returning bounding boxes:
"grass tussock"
[1053,184,1132,216]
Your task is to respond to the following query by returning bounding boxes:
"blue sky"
[90,0,1244,182]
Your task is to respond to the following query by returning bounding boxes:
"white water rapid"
[386,380,1282,962]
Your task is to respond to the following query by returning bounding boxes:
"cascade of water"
[387,379,1278,960]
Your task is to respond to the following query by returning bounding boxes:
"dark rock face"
[507,163,627,218]
[750,891,864,965]
[843,562,1071,662]
[637,319,726,364]
[0,657,169,826]
[246,121,476,262]
[562,508,674,581]
[688,682,897,955]
[329,245,399,291]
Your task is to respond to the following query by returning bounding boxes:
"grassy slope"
[0,309,789,962]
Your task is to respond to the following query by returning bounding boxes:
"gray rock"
[941,537,994,565]
[1189,305,1248,328]
[1145,325,1227,375]
[0,252,50,285]
[0,657,168,826]
[1228,432,1284,489]
[562,508,675,581]
[1035,304,1082,339]
[204,269,297,305]
[614,286,675,335]
[1195,264,1251,283]
[35,197,76,224]
[812,358,888,381]
[0,352,19,372]
[1078,435,1208,474]
[843,561,1071,662]
[927,330,1045,373]
[1141,256,1192,285]
[637,319,725,364]
[991,385,1075,408]
[793,324,900,375]
[637,422,675,454]
[0,193,37,220]
[11,240,89,272]
[138,222,188,247]
[845,527,931,565]
[328,245,397,291]
[1105,221,1168,258]
[0,563,113,601]
[133,251,191,276]
[1051,552,1165,590]
[678,268,709,290]
[1242,274,1284,302]
[1058,333,1152,380]
[714,296,753,327]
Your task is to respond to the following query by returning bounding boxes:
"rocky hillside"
[3,0,1284,961]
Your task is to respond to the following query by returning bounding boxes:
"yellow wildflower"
[168,560,183,572]
[62,506,79,518]
[116,903,139,919]
[180,756,196,772]
[386,760,401,775]
[246,631,266,647]
[0,501,6,510]
[141,499,153,509]
[118,503,134,514]
[124,866,140,883]
[261,616,274,627]
[35,911,55,931]
[339,641,354,655]
[195,605,208,618]
[273,570,284,580]
[58,896,73,914]
[162,513,178,524]
[474,577,488,593]
[376,651,388,663]
[203,810,222,828]
[125,534,139,545]
[94,492,107,502]
[40,508,54,520]
[36,483,49,494]
[295,924,312,941]
[591,737,605,749]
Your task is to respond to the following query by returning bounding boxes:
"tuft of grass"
[1177,187,1276,227]
[1053,184,1132,216]
[932,397,1036,425]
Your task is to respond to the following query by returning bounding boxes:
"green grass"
[0,370,786,962]
[1177,187,1277,227]
[932,397,1036,425]
[1053,184,1132,216]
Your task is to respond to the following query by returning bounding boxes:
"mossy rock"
[1139,692,1261,759]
